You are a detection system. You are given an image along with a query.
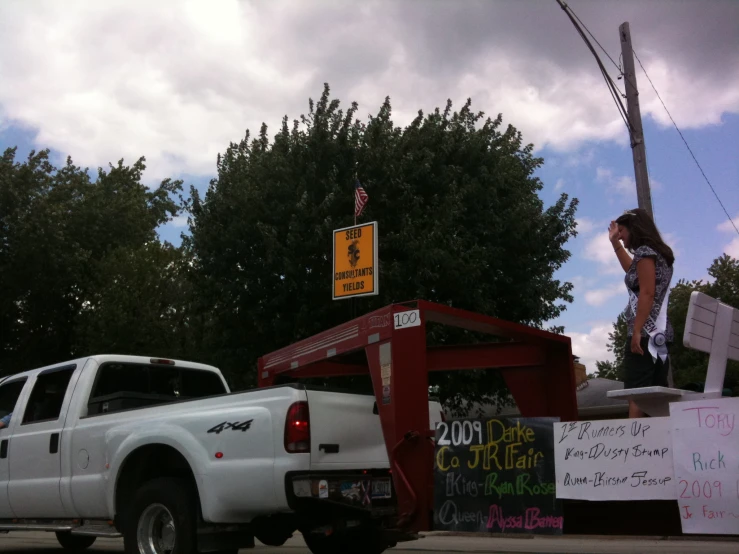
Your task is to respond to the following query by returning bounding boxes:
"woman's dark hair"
[615,208,674,266]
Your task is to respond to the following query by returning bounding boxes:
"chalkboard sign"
[434,417,563,534]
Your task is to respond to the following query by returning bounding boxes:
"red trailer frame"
[258,300,578,533]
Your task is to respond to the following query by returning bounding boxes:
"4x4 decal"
[207,420,253,434]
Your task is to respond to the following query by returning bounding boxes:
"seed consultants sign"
[332,222,378,300]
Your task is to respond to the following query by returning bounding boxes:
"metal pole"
[619,22,654,220]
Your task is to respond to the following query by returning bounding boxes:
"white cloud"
[724,237,739,259]
[717,214,739,234]
[568,321,614,374]
[570,275,599,292]
[650,178,664,192]
[169,215,189,228]
[614,176,636,196]
[584,282,624,307]
[0,0,314,179]
[0,0,737,180]
[596,166,637,199]
[564,148,595,168]
[595,167,613,182]
[716,215,739,258]
[661,232,682,258]
[554,178,565,191]
[583,232,623,275]
[638,55,739,130]
[576,216,605,235]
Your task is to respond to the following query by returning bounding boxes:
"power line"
[567,0,640,100]
[633,50,739,238]
[568,8,621,72]
[568,9,643,97]
[555,1,633,137]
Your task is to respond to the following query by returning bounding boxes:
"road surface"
[0,532,737,553]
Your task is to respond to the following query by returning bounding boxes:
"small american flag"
[354,179,369,217]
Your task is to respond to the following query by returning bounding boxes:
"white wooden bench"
[607,291,739,416]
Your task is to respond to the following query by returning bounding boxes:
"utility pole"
[619,22,654,219]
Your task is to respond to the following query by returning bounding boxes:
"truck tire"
[254,530,290,546]
[55,532,96,551]
[123,477,197,554]
[303,527,388,554]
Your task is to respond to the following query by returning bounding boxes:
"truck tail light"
[284,401,310,454]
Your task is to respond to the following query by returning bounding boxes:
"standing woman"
[609,208,675,418]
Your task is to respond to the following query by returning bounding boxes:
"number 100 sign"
[394,310,421,330]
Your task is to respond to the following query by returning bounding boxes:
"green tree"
[706,254,739,306]
[0,148,183,374]
[186,84,579,409]
[592,360,620,380]
[594,313,627,381]
[75,242,195,359]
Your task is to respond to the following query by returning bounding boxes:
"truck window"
[0,378,28,424]
[92,364,149,397]
[88,363,227,416]
[22,367,75,425]
[180,368,226,398]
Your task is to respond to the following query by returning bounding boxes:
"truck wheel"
[255,530,291,546]
[55,532,96,551]
[303,527,388,554]
[123,477,197,554]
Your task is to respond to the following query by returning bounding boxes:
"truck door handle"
[319,444,339,454]
[49,433,59,454]
[0,440,7,459]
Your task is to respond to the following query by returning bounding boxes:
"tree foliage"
[0,148,183,374]
[186,84,579,408]
[592,313,627,381]
[1,86,579,412]
[593,360,620,381]
[75,242,194,358]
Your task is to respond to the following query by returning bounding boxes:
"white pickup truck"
[0,355,442,554]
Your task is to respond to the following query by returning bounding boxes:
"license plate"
[371,479,392,499]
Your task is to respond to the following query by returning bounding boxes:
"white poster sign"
[554,418,675,500]
[670,398,739,535]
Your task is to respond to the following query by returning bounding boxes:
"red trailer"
[258,300,578,534]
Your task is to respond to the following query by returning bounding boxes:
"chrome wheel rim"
[137,503,176,554]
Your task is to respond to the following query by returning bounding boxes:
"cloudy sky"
[1,0,738,371]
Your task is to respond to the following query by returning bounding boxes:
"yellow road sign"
[332,222,378,300]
